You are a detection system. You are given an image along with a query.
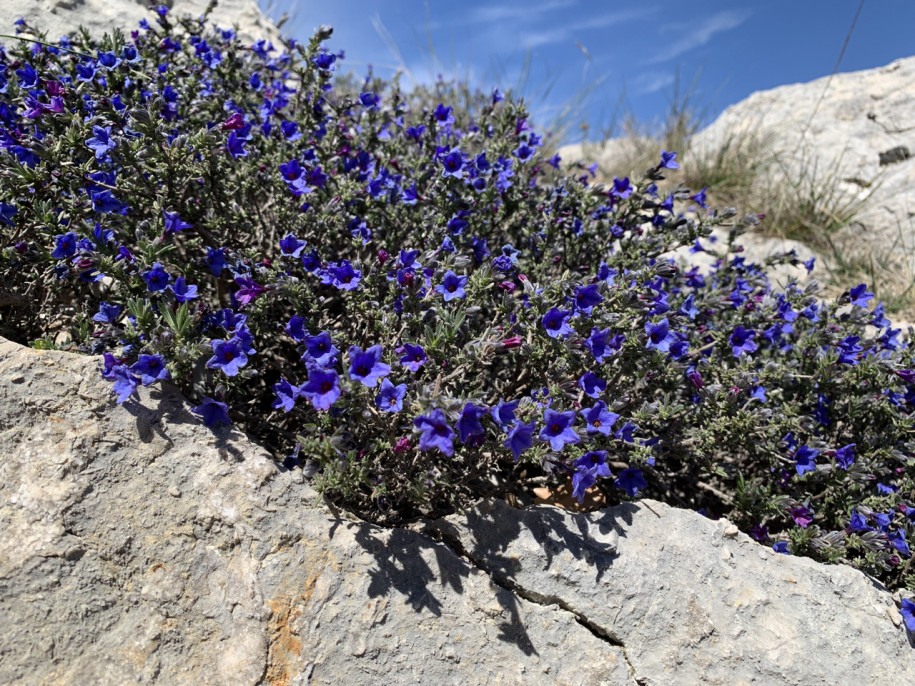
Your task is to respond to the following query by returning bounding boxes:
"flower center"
[550,423,561,433]
[320,381,332,392]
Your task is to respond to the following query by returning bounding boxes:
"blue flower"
[375,378,407,412]
[902,599,915,631]
[542,308,574,339]
[615,468,647,497]
[110,365,139,404]
[729,326,758,357]
[163,210,192,234]
[207,339,248,377]
[192,397,231,427]
[580,401,619,436]
[834,443,856,470]
[571,451,612,501]
[441,148,464,178]
[399,343,427,372]
[130,354,170,386]
[794,445,819,476]
[849,283,874,308]
[836,336,862,365]
[226,131,247,158]
[574,283,603,315]
[504,420,536,461]
[659,150,679,169]
[142,262,171,291]
[538,409,580,452]
[457,403,488,446]
[847,509,873,533]
[206,247,226,276]
[585,327,623,362]
[51,231,78,259]
[348,345,391,387]
[435,271,468,301]
[645,318,676,353]
[303,331,339,368]
[280,233,306,257]
[301,367,341,411]
[772,541,790,555]
[491,399,520,430]
[327,260,362,290]
[414,409,456,456]
[577,371,606,399]
[86,125,116,159]
[272,378,303,412]
[679,294,699,320]
[92,301,121,323]
[170,277,198,302]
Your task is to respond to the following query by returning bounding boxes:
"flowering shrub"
[2,8,915,598]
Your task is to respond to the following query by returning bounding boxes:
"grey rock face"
[425,498,915,685]
[691,56,915,249]
[0,0,280,45]
[0,338,633,686]
[1,336,912,685]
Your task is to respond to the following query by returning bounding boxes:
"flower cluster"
[2,11,915,605]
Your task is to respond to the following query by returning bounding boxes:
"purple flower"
[580,401,619,436]
[130,354,170,386]
[834,443,856,470]
[615,468,647,497]
[577,371,606,399]
[542,308,574,339]
[729,327,757,357]
[399,343,427,372]
[301,367,342,411]
[571,451,612,503]
[375,378,407,412]
[794,445,819,476]
[538,409,580,452]
[272,378,303,412]
[207,339,248,377]
[504,420,536,461]
[436,271,468,301]
[303,331,339,368]
[457,403,488,446]
[645,318,676,353]
[414,409,456,456]
[192,397,231,427]
[142,262,171,291]
[234,276,267,305]
[86,125,116,159]
[348,345,391,387]
[789,506,813,528]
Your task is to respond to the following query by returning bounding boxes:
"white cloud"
[632,71,675,95]
[646,9,751,64]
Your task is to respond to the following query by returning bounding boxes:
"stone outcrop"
[0,0,280,45]
[1,336,913,684]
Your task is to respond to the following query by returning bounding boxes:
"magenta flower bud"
[497,281,515,293]
[394,437,411,453]
[687,370,704,389]
[75,257,94,270]
[378,249,390,265]
[501,336,523,349]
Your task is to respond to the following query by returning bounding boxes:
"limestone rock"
[0,338,633,686]
[426,498,915,685]
[0,0,280,46]
[691,56,915,249]
[1,336,913,685]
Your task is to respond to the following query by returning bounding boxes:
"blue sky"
[261,0,915,145]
